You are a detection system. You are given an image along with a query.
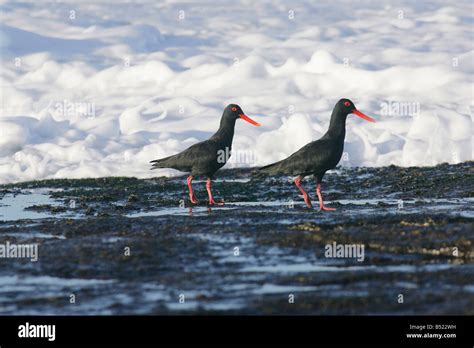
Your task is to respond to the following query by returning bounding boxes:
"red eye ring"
[231,107,237,112]
[344,101,351,107]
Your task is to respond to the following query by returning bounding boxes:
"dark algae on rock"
[0,162,473,314]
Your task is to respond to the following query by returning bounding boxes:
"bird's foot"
[208,198,224,206]
[189,194,199,204]
[319,205,336,211]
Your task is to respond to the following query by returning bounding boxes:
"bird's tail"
[256,159,284,175]
[149,155,175,170]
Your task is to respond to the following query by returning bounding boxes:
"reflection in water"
[188,206,213,215]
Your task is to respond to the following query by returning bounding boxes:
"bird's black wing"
[150,139,221,174]
[259,139,337,176]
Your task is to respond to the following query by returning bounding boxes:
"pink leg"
[316,183,336,211]
[206,178,224,206]
[294,176,313,208]
[187,175,198,204]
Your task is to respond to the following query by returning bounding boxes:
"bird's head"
[337,98,375,122]
[223,104,261,126]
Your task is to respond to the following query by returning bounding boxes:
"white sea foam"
[0,1,472,184]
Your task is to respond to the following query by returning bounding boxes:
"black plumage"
[259,98,375,210]
[150,104,260,205]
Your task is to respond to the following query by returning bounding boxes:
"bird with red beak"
[150,104,260,205]
[259,98,375,211]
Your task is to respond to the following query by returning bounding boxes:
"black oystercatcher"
[259,99,375,211]
[150,104,260,205]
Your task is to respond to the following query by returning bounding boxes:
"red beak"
[239,114,261,126]
[352,109,376,123]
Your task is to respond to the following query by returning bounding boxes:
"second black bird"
[259,98,375,211]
